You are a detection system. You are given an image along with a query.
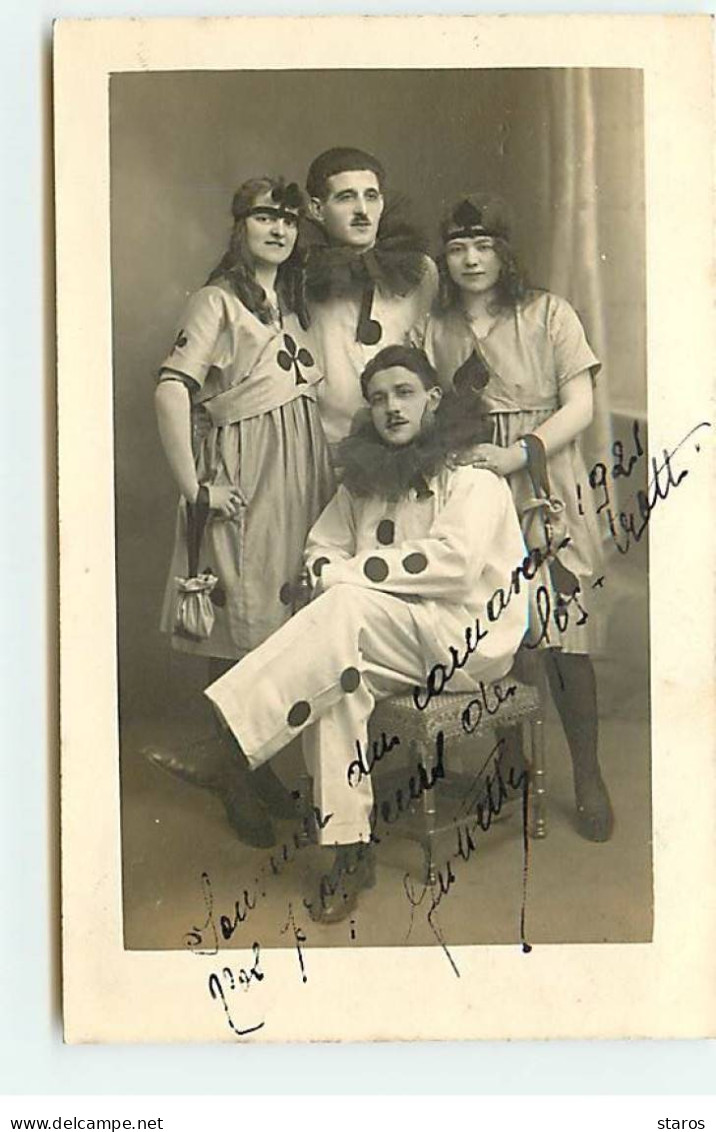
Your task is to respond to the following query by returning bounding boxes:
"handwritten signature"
[591,419,711,553]
[402,737,529,976]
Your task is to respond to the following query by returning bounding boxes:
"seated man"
[176,345,529,923]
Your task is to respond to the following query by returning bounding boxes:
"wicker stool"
[371,673,546,883]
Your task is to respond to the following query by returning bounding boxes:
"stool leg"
[529,717,547,839]
[417,737,438,886]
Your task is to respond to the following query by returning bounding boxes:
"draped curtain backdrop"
[546,69,646,471]
[549,69,610,470]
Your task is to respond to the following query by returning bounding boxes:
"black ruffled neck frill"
[337,420,447,502]
[338,386,491,502]
[303,198,430,303]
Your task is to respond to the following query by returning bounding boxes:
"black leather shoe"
[143,738,227,792]
[575,774,614,842]
[145,739,299,821]
[144,737,277,848]
[305,843,376,925]
[252,763,301,820]
[221,781,277,849]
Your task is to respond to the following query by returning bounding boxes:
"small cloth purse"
[173,486,218,641]
[519,434,581,598]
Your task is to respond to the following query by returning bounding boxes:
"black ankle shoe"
[575,774,614,842]
[221,781,277,849]
[252,763,301,820]
[144,737,276,847]
[305,843,376,925]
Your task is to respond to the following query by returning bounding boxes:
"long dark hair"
[435,235,529,316]
[206,177,309,328]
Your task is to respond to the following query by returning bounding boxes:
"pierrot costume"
[206,463,528,845]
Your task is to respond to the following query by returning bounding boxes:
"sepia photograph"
[55,15,714,1043]
[112,66,651,959]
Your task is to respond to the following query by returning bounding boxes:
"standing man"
[304,146,437,447]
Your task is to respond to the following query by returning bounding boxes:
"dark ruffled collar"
[338,419,452,502]
[303,203,430,302]
[338,389,492,502]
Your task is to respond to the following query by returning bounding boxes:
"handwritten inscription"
[206,907,312,1040]
[415,419,711,707]
[413,541,550,711]
[594,421,711,554]
[460,679,518,734]
[403,739,528,976]
[184,810,331,952]
[280,902,309,984]
[207,942,265,1037]
[187,418,710,1029]
[347,730,401,787]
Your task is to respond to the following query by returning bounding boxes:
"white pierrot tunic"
[305,466,528,686]
[309,256,438,446]
[206,465,529,845]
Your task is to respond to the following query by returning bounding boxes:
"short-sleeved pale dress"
[159,283,335,660]
[423,291,603,654]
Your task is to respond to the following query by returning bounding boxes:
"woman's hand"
[459,443,524,477]
[208,485,243,519]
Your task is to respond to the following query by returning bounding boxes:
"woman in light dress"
[148,177,335,847]
[423,193,612,842]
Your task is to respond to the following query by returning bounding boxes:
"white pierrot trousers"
[206,583,509,845]
[206,584,430,845]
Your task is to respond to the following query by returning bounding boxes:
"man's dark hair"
[360,345,440,400]
[306,147,386,201]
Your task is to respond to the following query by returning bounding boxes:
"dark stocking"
[542,650,613,841]
[543,651,599,784]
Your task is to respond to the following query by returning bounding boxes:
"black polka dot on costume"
[376,519,395,545]
[313,556,330,578]
[340,667,361,693]
[279,582,293,605]
[364,556,389,583]
[287,701,311,728]
[402,552,428,574]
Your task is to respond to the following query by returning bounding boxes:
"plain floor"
[120,542,652,952]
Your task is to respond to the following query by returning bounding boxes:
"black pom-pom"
[271,181,303,210]
[357,317,382,346]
